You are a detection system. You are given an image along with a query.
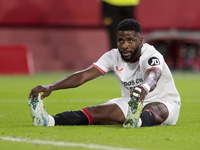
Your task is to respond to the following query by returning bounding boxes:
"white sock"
[47,115,55,126]
[137,118,142,127]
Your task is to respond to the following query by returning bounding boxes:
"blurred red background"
[0,0,199,30]
[0,0,199,74]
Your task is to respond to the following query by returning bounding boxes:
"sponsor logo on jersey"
[121,78,143,90]
[148,57,160,66]
[116,66,123,72]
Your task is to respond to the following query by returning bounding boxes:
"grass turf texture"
[0,71,200,150]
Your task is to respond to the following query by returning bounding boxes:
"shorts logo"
[148,57,160,66]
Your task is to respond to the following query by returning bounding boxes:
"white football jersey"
[93,43,180,102]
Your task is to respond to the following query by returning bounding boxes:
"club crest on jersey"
[148,57,160,66]
[116,66,123,72]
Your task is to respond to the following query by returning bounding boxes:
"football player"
[29,19,181,128]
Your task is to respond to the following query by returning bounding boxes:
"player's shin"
[138,109,157,127]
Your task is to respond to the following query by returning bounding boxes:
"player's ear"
[139,36,143,45]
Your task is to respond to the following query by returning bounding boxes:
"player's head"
[117,19,141,34]
[117,19,143,63]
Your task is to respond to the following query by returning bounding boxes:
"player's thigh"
[86,97,129,123]
[105,97,130,118]
[160,100,181,125]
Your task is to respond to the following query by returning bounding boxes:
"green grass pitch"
[0,71,200,150]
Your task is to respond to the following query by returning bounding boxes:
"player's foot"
[123,98,143,128]
[28,93,49,126]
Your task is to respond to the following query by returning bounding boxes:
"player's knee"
[143,102,169,125]
[157,104,169,124]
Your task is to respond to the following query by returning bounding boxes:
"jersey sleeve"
[141,51,164,73]
[93,51,114,75]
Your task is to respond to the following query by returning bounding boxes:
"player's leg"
[52,103,125,126]
[102,2,120,49]
[29,93,91,126]
[123,101,168,128]
[123,99,181,128]
[52,98,127,126]
[140,102,169,127]
[29,94,126,126]
[139,99,181,127]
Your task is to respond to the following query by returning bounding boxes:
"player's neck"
[129,58,140,64]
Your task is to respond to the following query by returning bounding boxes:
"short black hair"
[117,19,141,33]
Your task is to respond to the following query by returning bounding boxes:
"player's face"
[117,31,143,62]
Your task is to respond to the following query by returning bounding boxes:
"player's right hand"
[131,85,148,102]
[28,85,52,100]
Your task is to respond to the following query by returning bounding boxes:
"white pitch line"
[0,136,140,150]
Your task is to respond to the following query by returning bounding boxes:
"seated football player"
[29,19,181,128]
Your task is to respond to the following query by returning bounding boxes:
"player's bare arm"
[132,68,162,102]
[29,66,102,100]
[144,68,162,91]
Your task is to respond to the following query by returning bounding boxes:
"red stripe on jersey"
[81,108,93,125]
[145,109,157,121]
[92,64,106,75]
[147,67,162,73]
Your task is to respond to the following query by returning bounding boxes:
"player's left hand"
[130,85,148,102]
